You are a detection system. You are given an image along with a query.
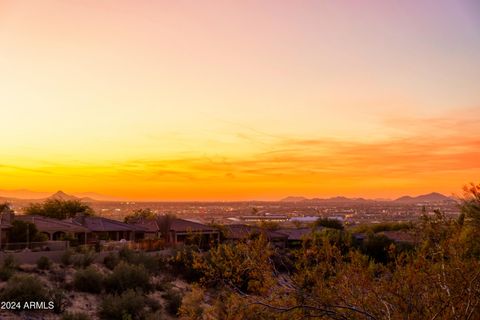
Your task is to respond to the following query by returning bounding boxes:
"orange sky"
[0,1,479,200]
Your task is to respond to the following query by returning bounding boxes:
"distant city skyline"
[1,1,479,200]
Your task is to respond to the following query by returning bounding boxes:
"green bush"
[61,312,90,320]
[0,255,18,281]
[103,252,120,270]
[0,267,14,281]
[0,275,50,305]
[163,289,182,316]
[118,247,158,273]
[61,248,75,266]
[315,218,344,230]
[145,310,165,320]
[98,290,147,320]
[49,288,68,314]
[37,256,52,270]
[73,266,104,293]
[2,255,17,269]
[105,262,151,294]
[71,247,97,268]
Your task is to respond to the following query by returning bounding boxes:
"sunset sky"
[0,0,479,200]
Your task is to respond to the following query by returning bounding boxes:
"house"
[128,218,161,239]
[15,215,90,241]
[277,227,313,248]
[129,217,220,247]
[223,224,288,248]
[68,216,147,243]
[168,219,219,247]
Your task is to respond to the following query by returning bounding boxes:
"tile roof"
[277,228,313,241]
[129,218,217,233]
[130,218,160,233]
[170,219,218,233]
[71,216,148,232]
[16,215,90,233]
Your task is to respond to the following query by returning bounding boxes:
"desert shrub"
[61,248,75,266]
[163,289,182,316]
[145,296,162,312]
[103,252,120,270]
[169,245,203,282]
[352,222,414,234]
[37,256,52,270]
[118,247,158,273]
[49,288,69,314]
[0,275,50,305]
[178,286,205,319]
[2,255,17,269]
[61,312,90,320]
[49,268,67,284]
[98,289,147,320]
[118,246,135,261]
[0,255,16,281]
[73,266,104,293]
[155,278,173,292]
[105,262,151,294]
[145,310,165,320]
[0,267,14,281]
[361,233,395,263]
[71,247,97,268]
[315,218,344,230]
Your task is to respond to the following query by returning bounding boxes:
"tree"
[156,214,176,241]
[124,208,156,223]
[0,202,11,212]
[458,182,480,258]
[193,235,275,295]
[24,199,93,220]
[314,218,344,230]
[461,182,480,227]
[9,220,46,243]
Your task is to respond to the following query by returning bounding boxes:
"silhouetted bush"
[0,267,14,281]
[49,288,69,314]
[0,275,50,305]
[118,247,159,273]
[61,248,75,266]
[163,289,182,316]
[315,218,344,230]
[71,247,96,268]
[361,233,395,263]
[104,262,151,294]
[98,290,147,320]
[37,256,52,270]
[0,255,17,281]
[103,252,120,270]
[73,266,104,293]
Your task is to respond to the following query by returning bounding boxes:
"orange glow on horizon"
[0,1,479,200]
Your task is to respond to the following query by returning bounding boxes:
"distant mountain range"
[0,189,119,202]
[393,192,455,203]
[0,189,457,204]
[281,192,456,203]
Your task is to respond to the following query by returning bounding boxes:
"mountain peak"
[48,191,79,201]
[394,192,452,203]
